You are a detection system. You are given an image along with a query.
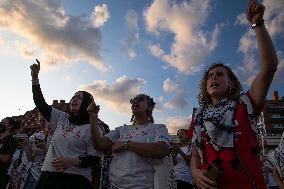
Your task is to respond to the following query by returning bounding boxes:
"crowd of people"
[1,0,283,188]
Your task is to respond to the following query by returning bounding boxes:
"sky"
[0,0,283,134]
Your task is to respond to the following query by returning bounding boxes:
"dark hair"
[69,91,93,125]
[130,94,156,124]
[198,63,243,106]
[5,117,21,132]
[177,129,188,135]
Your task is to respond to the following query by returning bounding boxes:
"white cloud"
[91,4,110,28]
[158,116,191,135]
[263,0,284,37]
[79,75,146,113]
[162,78,188,110]
[164,91,188,110]
[235,0,284,86]
[14,41,37,59]
[234,13,249,26]
[0,0,109,71]
[163,78,179,93]
[120,10,139,60]
[274,51,284,83]
[144,0,221,74]
[148,44,165,58]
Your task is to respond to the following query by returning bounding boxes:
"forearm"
[32,84,51,121]
[191,147,201,171]
[178,149,191,163]
[70,157,81,166]
[90,115,112,151]
[255,25,278,74]
[127,141,169,158]
[276,181,284,189]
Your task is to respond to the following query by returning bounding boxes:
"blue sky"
[0,0,283,134]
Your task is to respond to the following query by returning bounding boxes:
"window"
[272,123,284,128]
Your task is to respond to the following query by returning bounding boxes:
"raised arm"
[87,102,113,151]
[247,1,278,109]
[30,59,52,121]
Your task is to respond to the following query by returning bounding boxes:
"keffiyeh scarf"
[192,94,258,163]
[272,132,284,181]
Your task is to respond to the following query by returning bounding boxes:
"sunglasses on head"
[130,96,145,104]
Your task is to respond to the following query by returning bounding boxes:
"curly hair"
[130,94,156,124]
[198,63,243,106]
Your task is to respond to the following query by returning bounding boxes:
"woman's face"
[177,130,188,142]
[70,92,83,114]
[206,66,233,102]
[130,95,148,114]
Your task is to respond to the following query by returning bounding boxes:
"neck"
[134,116,150,125]
[211,96,225,105]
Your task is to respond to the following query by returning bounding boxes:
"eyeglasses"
[130,96,145,104]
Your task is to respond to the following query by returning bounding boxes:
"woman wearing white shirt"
[171,129,193,189]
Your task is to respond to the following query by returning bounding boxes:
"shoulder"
[51,107,69,118]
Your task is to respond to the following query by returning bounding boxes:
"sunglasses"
[130,96,145,104]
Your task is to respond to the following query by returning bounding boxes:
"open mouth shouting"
[210,82,219,88]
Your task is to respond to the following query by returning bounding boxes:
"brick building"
[262,91,284,150]
[10,100,68,135]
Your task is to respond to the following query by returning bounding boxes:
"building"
[262,91,284,151]
[11,100,68,135]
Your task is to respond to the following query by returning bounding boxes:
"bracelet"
[31,79,39,85]
[251,19,264,29]
[124,140,129,150]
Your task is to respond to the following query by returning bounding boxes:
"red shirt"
[188,93,267,189]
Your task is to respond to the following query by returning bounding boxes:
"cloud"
[163,78,179,93]
[148,44,165,58]
[234,31,258,85]
[235,0,284,86]
[79,75,146,113]
[91,4,110,28]
[120,10,139,60]
[263,0,284,37]
[164,91,188,110]
[274,51,284,83]
[158,116,191,135]
[14,40,37,59]
[161,78,188,110]
[234,13,249,26]
[144,0,221,74]
[0,0,109,71]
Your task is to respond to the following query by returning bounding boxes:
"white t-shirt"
[41,108,102,181]
[173,146,192,184]
[106,123,169,189]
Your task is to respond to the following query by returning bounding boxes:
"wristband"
[124,140,129,150]
[251,19,264,29]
